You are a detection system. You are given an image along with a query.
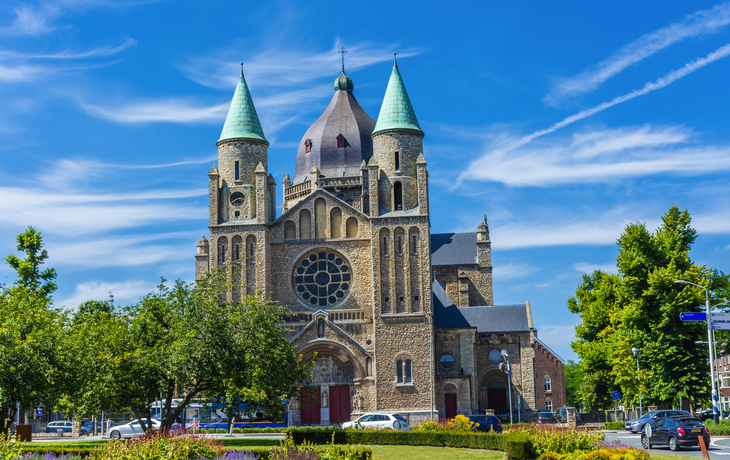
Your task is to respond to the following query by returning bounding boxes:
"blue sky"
[2,0,730,361]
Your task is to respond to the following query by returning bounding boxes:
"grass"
[648,454,698,460]
[220,439,281,447]
[367,445,505,460]
[20,440,108,447]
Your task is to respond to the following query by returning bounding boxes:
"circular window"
[293,249,352,308]
[489,349,502,363]
[439,354,455,370]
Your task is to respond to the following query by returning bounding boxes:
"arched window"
[366,357,373,377]
[336,133,345,148]
[394,181,403,211]
[397,359,412,384]
[317,318,325,338]
[284,220,296,241]
[305,139,312,153]
[544,375,552,392]
[315,198,326,239]
[394,151,400,171]
[300,209,312,239]
[217,237,228,265]
[545,399,552,411]
[330,208,342,238]
[234,161,240,181]
[346,217,359,238]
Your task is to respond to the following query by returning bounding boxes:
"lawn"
[649,454,699,460]
[367,445,505,460]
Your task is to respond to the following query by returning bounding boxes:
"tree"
[570,207,729,411]
[0,228,61,435]
[564,360,584,408]
[4,226,57,297]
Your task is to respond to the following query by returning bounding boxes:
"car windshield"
[640,411,658,419]
[541,413,556,419]
[394,415,407,422]
[677,419,703,427]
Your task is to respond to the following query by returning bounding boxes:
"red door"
[300,387,321,425]
[445,394,457,420]
[329,385,351,424]
[487,389,507,409]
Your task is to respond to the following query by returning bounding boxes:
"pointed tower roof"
[218,67,267,145]
[372,55,422,136]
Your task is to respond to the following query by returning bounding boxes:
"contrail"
[458,43,730,185]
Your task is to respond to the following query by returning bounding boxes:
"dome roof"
[293,74,375,183]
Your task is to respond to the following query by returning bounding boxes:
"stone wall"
[217,141,268,186]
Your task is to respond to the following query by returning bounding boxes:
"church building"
[194,56,565,425]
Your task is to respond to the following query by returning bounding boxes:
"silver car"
[107,419,160,439]
[342,412,409,430]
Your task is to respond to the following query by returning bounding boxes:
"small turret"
[195,236,210,282]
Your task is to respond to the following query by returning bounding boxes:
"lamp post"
[632,347,642,417]
[674,280,719,424]
[500,349,513,425]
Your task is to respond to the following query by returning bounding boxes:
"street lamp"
[632,347,642,416]
[675,280,719,424]
[500,349,513,425]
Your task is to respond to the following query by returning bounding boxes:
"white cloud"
[545,2,730,104]
[460,44,730,187]
[535,324,577,361]
[81,99,230,124]
[0,37,136,59]
[573,262,618,274]
[55,280,157,309]
[494,261,541,280]
[0,3,61,35]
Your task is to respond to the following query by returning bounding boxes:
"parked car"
[555,407,582,424]
[625,410,691,433]
[469,415,503,433]
[496,409,512,423]
[107,419,161,439]
[342,413,409,431]
[45,421,90,435]
[641,416,710,451]
[531,412,558,424]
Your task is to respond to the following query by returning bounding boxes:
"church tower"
[200,67,274,299]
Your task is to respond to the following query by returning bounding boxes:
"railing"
[284,181,312,200]
[318,176,361,188]
[329,310,367,322]
[282,312,313,324]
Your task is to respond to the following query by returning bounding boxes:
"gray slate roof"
[432,281,530,333]
[430,232,477,267]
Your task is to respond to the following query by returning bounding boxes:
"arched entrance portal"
[296,341,360,425]
[478,372,509,413]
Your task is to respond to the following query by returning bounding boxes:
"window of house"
[300,209,312,239]
[397,359,412,384]
[218,244,226,264]
[394,151,400,171]
[305,139,312,153]
[330,207,342,238]
[381,236,388,257]
[545,399,552,411]
[233,244,240,261]
[346,217,359,238]
[317,318,324,338]
[544,376,552,392]
[440,354,455,370]
[336,133,345,148]
[284,220,296,240]
[410,235,418,255]
[394,181,403,211]
[396,236,402,256]
[366,357,373,377]
[235,161,240,181]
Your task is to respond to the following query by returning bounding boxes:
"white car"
[107,419,161,439]
[342,413,409,431]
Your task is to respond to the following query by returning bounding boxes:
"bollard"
[57,429,63,438]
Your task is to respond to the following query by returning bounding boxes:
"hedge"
[703,421,730,436]
[604,422,624,430]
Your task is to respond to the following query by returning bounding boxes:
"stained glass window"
[293,249,352,308]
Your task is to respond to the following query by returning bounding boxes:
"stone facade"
[195,61,565,425]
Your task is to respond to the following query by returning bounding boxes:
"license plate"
[692,429,701,433]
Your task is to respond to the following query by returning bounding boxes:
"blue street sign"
[713,322,730,331]
[680,312,707,321]
[612,391,621,400]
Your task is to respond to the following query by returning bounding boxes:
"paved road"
[605,431,730,458]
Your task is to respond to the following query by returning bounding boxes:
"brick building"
[195,57,565,424]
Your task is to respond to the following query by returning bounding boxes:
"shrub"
[510,425,603,457]
[603,422,624,430]
[1,434,22,460]
[413,420,457,432]
[452,414,479,432]
[538,447,648,460]
[89,431,226,460]
[269,433,372,460]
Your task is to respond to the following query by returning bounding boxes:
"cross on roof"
[338,47,347,73]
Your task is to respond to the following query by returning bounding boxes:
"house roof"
[432,281,530,333]
[430,232,477,266]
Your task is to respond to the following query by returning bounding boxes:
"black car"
[531,412,558,424]
[641,417,710,451]
[470,415,503,433]
[625,410,692,433]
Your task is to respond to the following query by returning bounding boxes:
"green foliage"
[509,425,603,457]
[451,414,479,432]
[538,447,648,460]
[89,432,226,460]
[603,422,625,430]
[0,433,22,460]
[4,226,57,296]
[570,206,729,410]
[564,361,584,408]
[270,432,372,460]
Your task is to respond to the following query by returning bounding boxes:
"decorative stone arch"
[295,339,366,382]
[477,369,512,413]
[443,383,457,393]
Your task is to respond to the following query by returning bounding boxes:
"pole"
[507,360,513,425]
[636,353,642,416]
[615,399,617,422]
[706,291,720,424]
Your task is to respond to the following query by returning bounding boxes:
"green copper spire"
[372,55,422,135]
[218,66,267,144]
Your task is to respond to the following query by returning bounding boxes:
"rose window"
[293,250,351,308]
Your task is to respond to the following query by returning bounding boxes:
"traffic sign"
[712,312,730,320]
[712,322,730,331]
[680,312,707,321]
[612,391,621,400]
